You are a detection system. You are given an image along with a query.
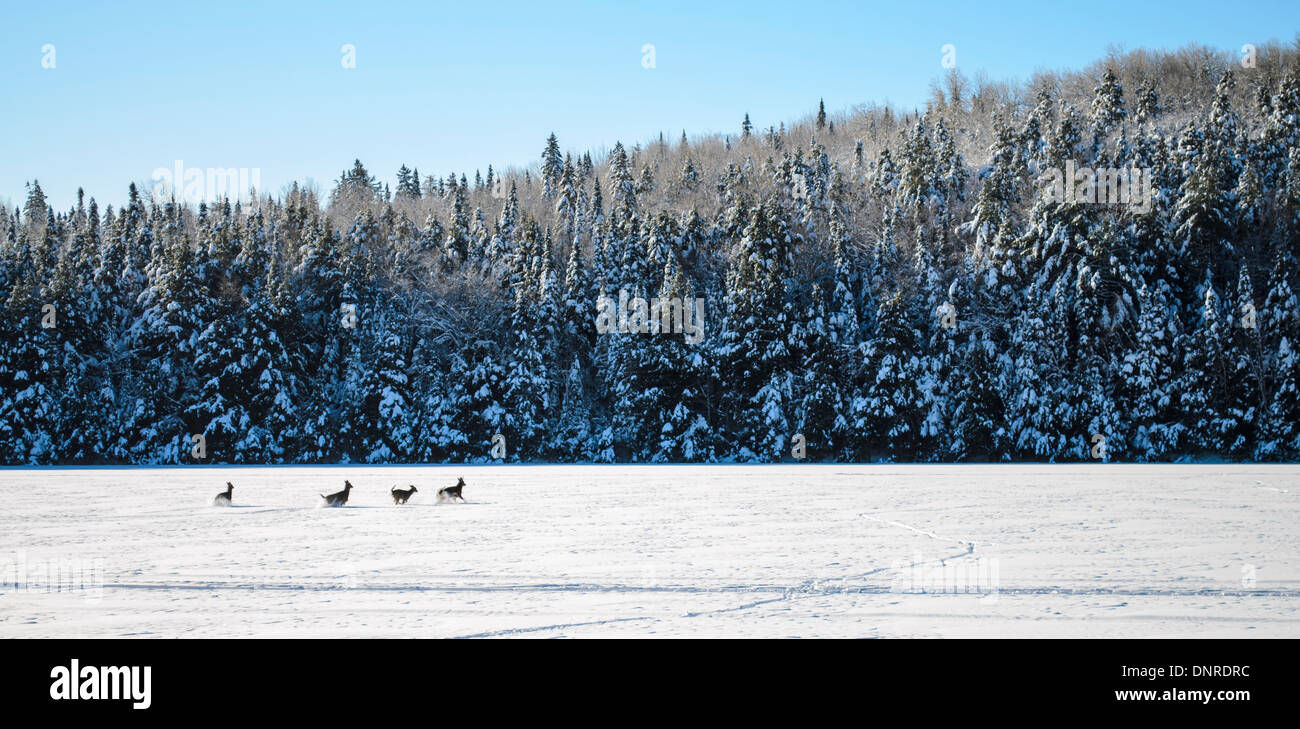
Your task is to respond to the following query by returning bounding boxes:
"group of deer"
[211,477,467,507]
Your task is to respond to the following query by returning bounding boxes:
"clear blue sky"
[2,0,1298,210]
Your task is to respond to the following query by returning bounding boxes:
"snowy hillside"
[5,49,1300,467]
[2,464,1296,638]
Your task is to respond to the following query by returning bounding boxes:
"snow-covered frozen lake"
[1,464,1297,638]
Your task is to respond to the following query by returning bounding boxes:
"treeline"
[1,42,1298,464]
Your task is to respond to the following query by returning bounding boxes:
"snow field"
[0,464,1296,638]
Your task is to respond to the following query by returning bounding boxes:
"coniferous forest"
[2,43,1299,465]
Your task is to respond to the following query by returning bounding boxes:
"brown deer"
[390,485,418,505]
[321,480,354,507]
[213,482,234,506]
[437,477,466,503]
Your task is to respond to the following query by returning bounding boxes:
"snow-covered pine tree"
[444,183,471,267]
[541,133,563,200]
[358,305,414,463]
[647,258,713,462]
[1121,284,1181,460]
[716,198,797,461]
[132,202,205,462]
[1178,271,1232,456]
[1089,68,1126,156]
[0,215,58,463]
[1223,264,1263,457]
[850,292,924,461]
[502,282,550,461]
[793,283,845,460]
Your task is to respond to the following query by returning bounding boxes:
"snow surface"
[1,464,1297,638]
